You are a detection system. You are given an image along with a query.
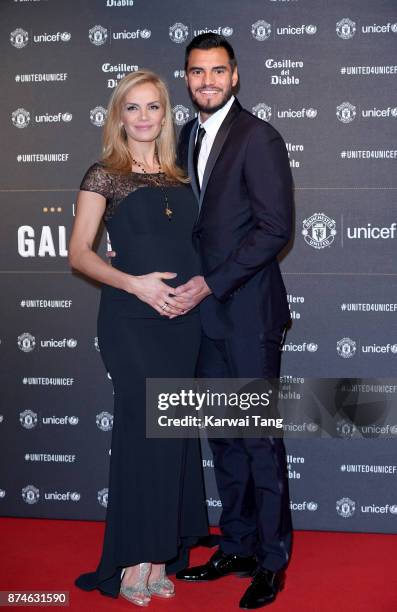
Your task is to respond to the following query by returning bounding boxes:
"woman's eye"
[149,105,160,110]
[127,105,137,111]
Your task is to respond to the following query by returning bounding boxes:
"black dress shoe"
[175,549,257,582]
[239,569,284,609]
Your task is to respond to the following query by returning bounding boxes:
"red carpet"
[1,518,396,611]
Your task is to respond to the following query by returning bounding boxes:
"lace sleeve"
[80,163,113,199]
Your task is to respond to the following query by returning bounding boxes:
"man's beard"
[188,84,233,115]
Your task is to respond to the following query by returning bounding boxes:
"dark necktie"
[193,125,206,190]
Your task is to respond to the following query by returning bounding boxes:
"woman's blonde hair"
[101,70,188,182]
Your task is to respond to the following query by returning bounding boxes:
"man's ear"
[232,67,239,88]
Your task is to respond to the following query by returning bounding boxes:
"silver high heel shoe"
[148,564,175,599]
[120,563,151,607]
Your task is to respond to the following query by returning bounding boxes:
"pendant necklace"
[131,156,173,220]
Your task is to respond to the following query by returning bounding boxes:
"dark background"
[1,0,397,532]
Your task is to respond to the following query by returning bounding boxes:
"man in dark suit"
[172,34,293,609]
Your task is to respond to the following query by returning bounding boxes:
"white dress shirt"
[196,95,235,188]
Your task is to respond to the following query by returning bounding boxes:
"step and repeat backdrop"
[1,0,396,532]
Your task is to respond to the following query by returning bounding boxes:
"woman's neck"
[128,140,158,169]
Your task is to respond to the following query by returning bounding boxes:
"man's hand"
[171,275,212,317]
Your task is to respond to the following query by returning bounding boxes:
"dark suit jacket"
[177,99,293,339]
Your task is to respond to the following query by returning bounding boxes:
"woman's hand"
[126,272,186,317]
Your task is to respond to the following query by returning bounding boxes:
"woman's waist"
[110,258,201,283]
[100,284,200,318]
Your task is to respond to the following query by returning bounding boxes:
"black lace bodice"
[80,162,180,221]
[78,162,201,318]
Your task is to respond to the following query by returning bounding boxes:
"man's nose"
[202,71,215,86]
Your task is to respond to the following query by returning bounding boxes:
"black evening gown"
[75,164,208,598]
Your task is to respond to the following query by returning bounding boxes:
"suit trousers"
[197,327,292,572]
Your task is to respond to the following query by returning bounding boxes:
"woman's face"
[120,82,165,146]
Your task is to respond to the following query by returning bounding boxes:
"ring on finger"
[161,301,169,310]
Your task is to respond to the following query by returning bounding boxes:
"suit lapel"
[187,119,200,201]
[199,99,242,211]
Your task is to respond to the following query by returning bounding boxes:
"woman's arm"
[69,190,133,291]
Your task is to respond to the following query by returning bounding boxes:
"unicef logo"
[0,489,5,499]
[390,344,397,354]
[306,108,317,118]
[94,337,100,351]
[252,103,272,122]
[140,29,151,39]
[10,28,29,48]
[67,338,77,348]
[70,492,80,502]
[90,106,107,127]
[68,416,79,425]
[391,23,397,34]
[252,20,272,41]
[389,505,397,515]
[336,18,356,40]
[336,102,356,123]
[336,497,356,518]
[336,419,356,438]
[12,108,30,128]
[18,332,36,352]
[172,105,190,126]
[307,501,318,511]
[307,422,319,432]
[62,113,73,122]
[60,32,71,42]
[390,108,397,118]
[305,25,317,35]
[169,22,189,44]
[20,409,38,429]
[306,343,318,352]
[222,27,233,37]
[336,337,357,359]
[302,212,337,249]
[22,485,40,505]
[390,425,397,435]
[97,488,109,508]
[89,25,108,46]
[96,411,113,432]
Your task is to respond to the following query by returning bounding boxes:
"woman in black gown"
[69,71,208,606]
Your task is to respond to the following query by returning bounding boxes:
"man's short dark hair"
[185,33,237,71]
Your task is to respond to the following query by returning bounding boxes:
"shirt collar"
[199,95,235,137]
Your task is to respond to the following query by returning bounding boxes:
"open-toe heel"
[148,565,175,599]
[120,563,151,607]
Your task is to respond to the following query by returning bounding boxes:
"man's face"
[185,47,238,118]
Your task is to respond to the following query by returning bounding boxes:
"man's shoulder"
[236,108,284,142]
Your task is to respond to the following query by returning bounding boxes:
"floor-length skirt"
[75,301,208,598]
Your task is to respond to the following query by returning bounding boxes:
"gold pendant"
[165,207,173,219]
